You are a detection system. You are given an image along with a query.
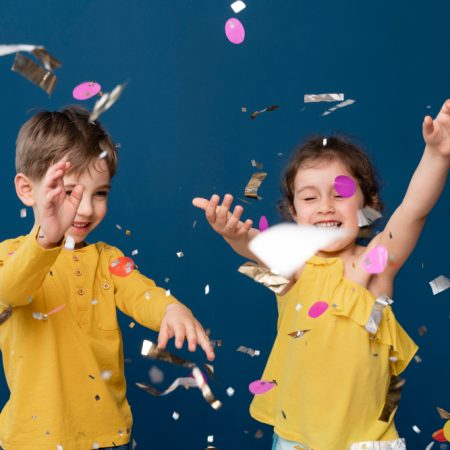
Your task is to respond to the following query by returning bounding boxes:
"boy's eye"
[95,190,109,197]
[65,190,72,196]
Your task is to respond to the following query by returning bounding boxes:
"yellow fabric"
[250,256,418,450]
[0,230,181,450]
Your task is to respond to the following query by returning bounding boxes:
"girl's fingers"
[205,195,220,224]
[423,115,434,137]
[225,205,243,232]
[192,197,210,211]
[236,219,253,237]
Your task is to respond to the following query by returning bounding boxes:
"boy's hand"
[192,194,253,241]
[158,303,215,361]
[36,159,84,248]
[423,99,450,159]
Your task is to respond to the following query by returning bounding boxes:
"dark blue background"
[0,1,449,449]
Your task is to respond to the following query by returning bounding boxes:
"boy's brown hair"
[278,135,383,220]
[16,106,118,180]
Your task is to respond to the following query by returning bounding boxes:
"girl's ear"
[14,173,36,207]
[288,204,297,221]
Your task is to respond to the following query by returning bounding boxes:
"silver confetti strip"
[365,294,393,335]
[322,99,355,116]
[304,93,344,103]
[89,83,125,122]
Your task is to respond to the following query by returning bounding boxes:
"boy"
[0,106,214,450]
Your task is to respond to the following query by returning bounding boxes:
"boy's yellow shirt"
[0,229,180,450]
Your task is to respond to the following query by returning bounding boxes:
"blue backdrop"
[0,1,449,449]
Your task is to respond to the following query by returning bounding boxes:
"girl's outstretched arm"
[192,194,261,261]
[368,99,450,274]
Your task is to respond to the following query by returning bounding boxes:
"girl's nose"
[317,199,335,213]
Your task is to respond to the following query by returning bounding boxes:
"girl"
[192,99,450,450]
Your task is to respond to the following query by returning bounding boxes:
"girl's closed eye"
[303,197,317,201]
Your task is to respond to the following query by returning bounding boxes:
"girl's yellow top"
[250,256,418,450]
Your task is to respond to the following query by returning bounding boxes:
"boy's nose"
[76,196,94,218]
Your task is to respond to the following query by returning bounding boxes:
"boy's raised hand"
[158,303,215,361]
[192,194,253,241]
[37,159,84,247]
[423,99,450,158]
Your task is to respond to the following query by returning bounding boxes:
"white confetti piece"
[91,298,98,305]
[92,443,100,450]
[176,251,184,258]
[425,442,434,450]
[99,150,108,159]
[226,387,235,397]
[414,355,422,363]
[412,425,421,433]
[131,249,138,256]
[322,138,327,146]
[429,275,450,295]
[205,284,210,295]
[249,223,348,278]
[207,435,214,443]
[322,99,355,116]
[101,370,113,380]
[116,224,122,230]
[237,346,260,357]
[165,289,171,297]
[231,0,246,13]
[20,208,27,218]
[172,411,180,420]
[64,235,75,250]
[295,304,302,311]
[304,93,344,103]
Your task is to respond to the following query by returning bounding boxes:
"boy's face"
[34,159,111,247]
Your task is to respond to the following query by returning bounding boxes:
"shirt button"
[75,270,82,276]
[102,282,110,290]
[77,288,85,296]
[73,255,79,262]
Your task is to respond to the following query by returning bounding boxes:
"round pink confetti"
[72,81,102,100]
[225,18,245,44]
[362,245,388,274]
[259,216,269,232]
[334,175,356,198]
[308,301,329,318]
[249,380,276,395]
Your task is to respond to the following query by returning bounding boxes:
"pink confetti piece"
[334,175,356,198]
[249,380,276,395]
[363,246,388,274]
[259,216,269,232]
[308,301,329,318]
[47,304,65,316]
[225,18,245,44]
[72,81,102,100]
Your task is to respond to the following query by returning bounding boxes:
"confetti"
[165,289,171,297]
[259,216,269,232]
[308,301,329,318]
[357,206,382,227]
[378,375,405,421]
[109,256,135,277]
[249,380,277,395]
[176,251,184,258]
[418,325,428,336]
[141,340,196,368]
[362,246,389,274]
[322,99,355,116]
[250,105,279,119]
[251,159,263,169]
[204,284,210,295]
[231,1,246,13]
[236,345,260,357]
[172,411,180,420]
[125,229,131,236]
[254,430,264,439]
[192,367,222,410]
[149,366,164,384]
[429,275,450,295]
[20,208,27,218]
[241,106,247,112]
[72,81,102,100]
[414,355,422,363]
[238,261,290,294]
[136,374,197,396]
[437,407,450,420]
[304,93,344,103]
[89,82,126,122]
[412,425,421,433]
[226,387,235,397]
[101,370,113,380]
[365,294,393,335]
[207,436,214,443]
[131,249,138,256]
[129,322,135,329]
[323,138,327,146]
[244,172,267,199]
[287,329,310,339]
[0,306,12,325]
[334,175,356,198]
[248,223,348,278]
[99,150,108,159]
[225,18,245,44]
[64,235,75,250]
[295,304,302,311]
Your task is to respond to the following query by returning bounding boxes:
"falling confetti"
[109,256,135,277]
[249,380,277,395]
[72,81,102,100]
[225,18,245,44]
[322,99,355,116]
[230,1,246,13]
[244,172,267,199]
[429,275,450,295]
[362,246,389,274]
[304,93,344,103]
[334,175,356,198]
[250,105,279,119]
[308,301,329,318]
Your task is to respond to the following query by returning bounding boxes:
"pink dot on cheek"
[308,301,329,318]
[334,175,356,198]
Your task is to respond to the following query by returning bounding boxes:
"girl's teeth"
[315,222,341,227]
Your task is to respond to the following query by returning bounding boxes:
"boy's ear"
[14,173,35,207]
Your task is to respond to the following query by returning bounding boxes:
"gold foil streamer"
[238,261,290,294]
[288,329,311,339]
[11,53,57,95]
[378,375,405,422]
[0,306,12,325]
[437,407,450,419]
[244,172,267,199]
[141,339,195,368]
[31,48,61,71]
[89,83,125,122]
[365,294,393,335]
[191,367,222,410]
[250,105,279,119]
[304,93,344,103]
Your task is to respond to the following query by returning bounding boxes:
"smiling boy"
[0,106,214,450]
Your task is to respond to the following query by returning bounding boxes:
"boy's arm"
[193,194,262,262]
[109,247,214,360]
[367,100,450,274]
[0,229,64,307]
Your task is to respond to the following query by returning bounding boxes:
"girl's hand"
[423,99,450,158]
[192,194,253,241]
[36,159,84,247]
[158,303,215,361]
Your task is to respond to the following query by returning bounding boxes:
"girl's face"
[291,157,365,255]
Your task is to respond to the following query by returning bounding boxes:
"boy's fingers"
[185,323,198,352]
[196,324,215,361]
[44,186,62,207]
[173,323,186,349]
[157,323,170,349]
[192,197,209,211]
[67,185,84,209]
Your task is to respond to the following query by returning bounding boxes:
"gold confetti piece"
[89,82,125,122]
[304,93,344,103]
[418,325,427,336]
[244,172,267,198]
[288,329,311,339]
[192,367,222,410]
[250,105,279,119]
[11,53,57,95]
[125,229,131,236]
[0,306,12,325]
[238,261,290,294]
[129,322,135,328]
[141,339,196,368]
[437,407,450,419]
[251,159,263,169]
